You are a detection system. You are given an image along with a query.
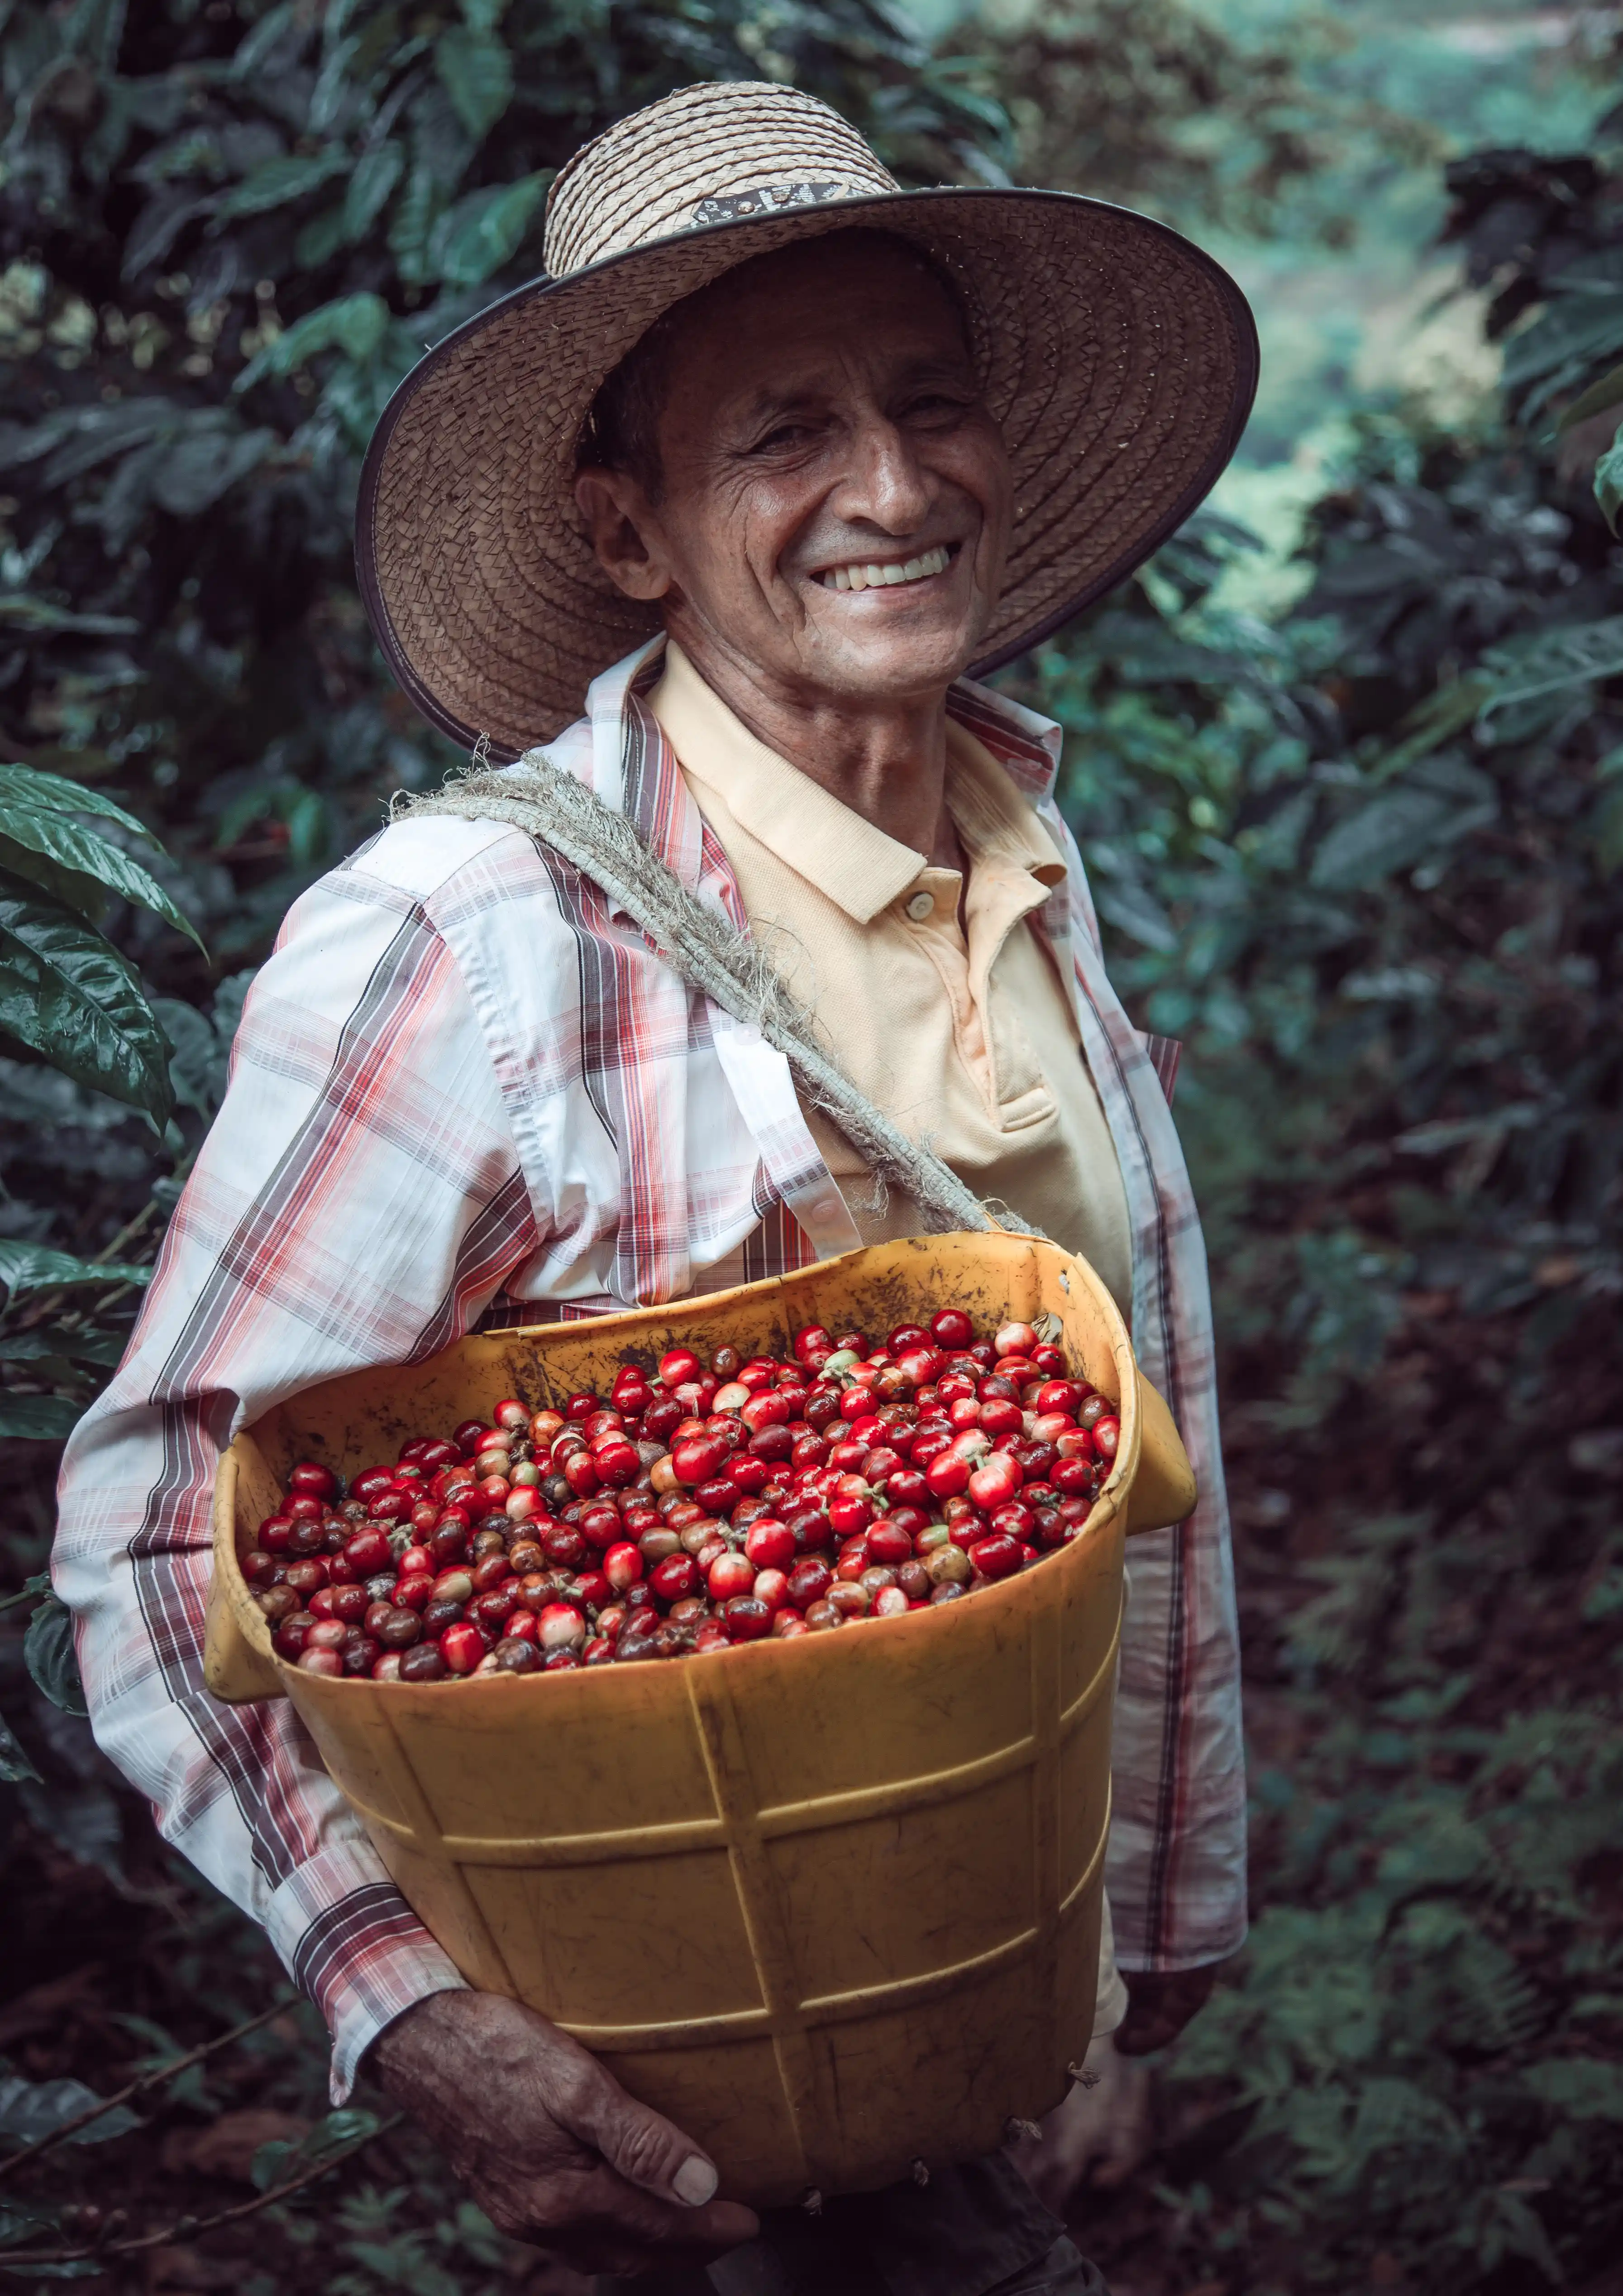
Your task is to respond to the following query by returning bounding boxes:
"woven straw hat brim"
[358,187,1259,756]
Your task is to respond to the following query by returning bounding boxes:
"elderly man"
[55,80,1254,2296]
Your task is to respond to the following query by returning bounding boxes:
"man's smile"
[814,542,957,592]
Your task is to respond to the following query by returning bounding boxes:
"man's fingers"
[520,2158,757,2263]
[548,2042,727,2211]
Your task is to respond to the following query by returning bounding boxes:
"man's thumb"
[570,2065,721,2207]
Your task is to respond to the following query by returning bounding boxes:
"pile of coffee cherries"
[245,1309,1119,1684]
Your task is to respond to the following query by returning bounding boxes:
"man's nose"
[835,416,933,535]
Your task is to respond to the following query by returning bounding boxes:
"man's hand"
[1114,1961,1218,2057]
[370,1992,759,2276]
[1006,2033,1152,2210]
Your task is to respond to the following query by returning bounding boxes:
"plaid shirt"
[53,638,1244,2102]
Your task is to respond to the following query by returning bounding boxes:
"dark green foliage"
[989,104,1623,2296]
[0,3,1619,2291]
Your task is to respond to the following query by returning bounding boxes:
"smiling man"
[54,80,1256,2296]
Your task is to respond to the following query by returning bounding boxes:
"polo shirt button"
[905,889,934,922]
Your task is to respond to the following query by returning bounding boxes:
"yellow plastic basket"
[205,1232,1194,2204]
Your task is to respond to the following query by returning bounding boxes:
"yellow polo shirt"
[651,644,1133,2042]
[649,642,1134,1314]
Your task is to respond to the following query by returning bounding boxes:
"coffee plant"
[0,2,1619,2291]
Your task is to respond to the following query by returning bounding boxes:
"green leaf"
[0,2074,137,2147]
[434,26,513,139]
[1309,786,1468,893]
[152,994,227,1118]
[296,204,350,270]
[0,598,139,639]
[234,293,390,395]
[0,2265,106,2280]
[213,149,350,221]
[0,794,205,953]
[23,1593,89,1717]
[0,1242,152,1299]
[426,173,547,287]
[0,871,175,1124]
[0,1395,83,1441]
[343,142,405,242]
[1476,615,1623,718]
[389,164,444,283]
[0,764,160,847]
[0,1714,41,1786]
[1504,288,1623,395]
[149,426,277,520]
[1592,782,1623,875]
[1596,418,1623,535]
[1523,2058,1623,2119]
[1556,359,1623,432]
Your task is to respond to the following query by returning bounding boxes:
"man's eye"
[751,421,817,453]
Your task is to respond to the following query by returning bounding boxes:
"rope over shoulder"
[391,759,1040,1241]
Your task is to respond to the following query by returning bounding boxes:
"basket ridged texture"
[210,1234,1163,2204]
[356,80,1258,754]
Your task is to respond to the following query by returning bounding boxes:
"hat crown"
[543,81,899,279]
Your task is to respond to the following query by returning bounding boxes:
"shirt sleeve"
[53,859,543,2099]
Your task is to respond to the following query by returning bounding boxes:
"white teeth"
[820,544,951,592]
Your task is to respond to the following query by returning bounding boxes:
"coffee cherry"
[603,1542,644,1594]
[535,1602,586,1652]
[278,1300,1089,1683]
[707,1550,755,1602]
[968,1456,1022,1512]
[864,1521,914,1567]
[649,1554,699,1604]
[927,1543,972,1587]
[744,1519,795,1573]
[967,1532,1023,1581]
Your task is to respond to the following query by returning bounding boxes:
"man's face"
[576,236,1013,708]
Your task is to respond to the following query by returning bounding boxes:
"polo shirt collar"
[650,641,1065,925]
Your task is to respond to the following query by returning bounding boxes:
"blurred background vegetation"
[1,3,1621,2293]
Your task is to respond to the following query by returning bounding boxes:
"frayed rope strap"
[392,760,1036,1240]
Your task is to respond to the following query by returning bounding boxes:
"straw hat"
[358,80,1258,756]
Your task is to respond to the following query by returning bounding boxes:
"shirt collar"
[565,635,1064,828]
[649,641,926,925]
[645,639,1065,924]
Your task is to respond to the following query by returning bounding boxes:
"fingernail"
[673,2156,719,2207]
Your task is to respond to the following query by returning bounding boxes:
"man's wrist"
[1114,1960,1221,2056]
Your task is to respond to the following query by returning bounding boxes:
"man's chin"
[796,617,988,703]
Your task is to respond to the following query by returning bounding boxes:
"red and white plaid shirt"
[54,639,1244,2100]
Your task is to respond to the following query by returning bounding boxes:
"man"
[55,80,1255,2296]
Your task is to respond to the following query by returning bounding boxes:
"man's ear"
[574,467,672,602]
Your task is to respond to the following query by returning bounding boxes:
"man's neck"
[667,633,962,869]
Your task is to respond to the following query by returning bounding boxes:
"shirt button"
[905,889,934,922]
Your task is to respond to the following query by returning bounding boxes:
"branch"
[0,2114,406,2265]
[0,2000,294,2185]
